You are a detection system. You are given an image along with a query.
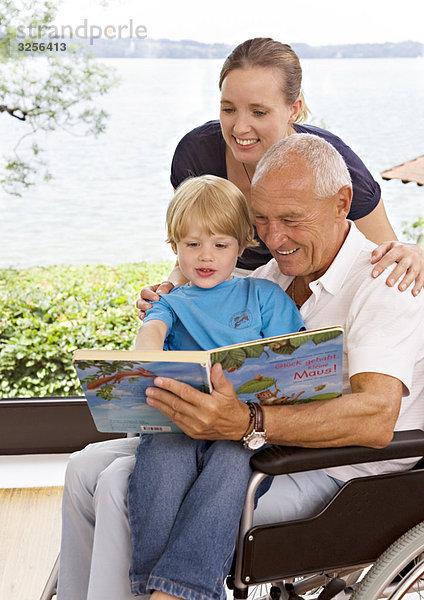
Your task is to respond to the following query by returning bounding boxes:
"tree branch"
[0,105,28,121]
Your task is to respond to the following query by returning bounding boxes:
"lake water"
[1,57,423,269]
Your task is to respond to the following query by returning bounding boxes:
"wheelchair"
[40,429,424,600]
[228,428,424,600]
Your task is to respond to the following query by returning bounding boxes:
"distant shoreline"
[27,37,424,59]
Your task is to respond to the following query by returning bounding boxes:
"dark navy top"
[170,120,381,271]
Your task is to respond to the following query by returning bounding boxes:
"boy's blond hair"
[166,175,258,251]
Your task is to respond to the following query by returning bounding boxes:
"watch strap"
[255,402,264,432]
[240,401,256,441]
[242,403,267,449]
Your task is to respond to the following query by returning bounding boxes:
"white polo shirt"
[252,222,424,481]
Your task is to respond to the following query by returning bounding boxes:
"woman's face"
[220,66,300,166]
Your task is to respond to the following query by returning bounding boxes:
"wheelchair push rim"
[351,520,424,599]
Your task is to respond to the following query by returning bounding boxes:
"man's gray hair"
[252,133,352,198]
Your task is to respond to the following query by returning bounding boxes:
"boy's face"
[174,224,241,289]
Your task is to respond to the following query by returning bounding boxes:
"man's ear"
[171,242,178,255]
[335,185,353,219]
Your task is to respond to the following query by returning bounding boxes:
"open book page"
[73,356,211,433]
[210,327,343,406]
[73,326,343,433]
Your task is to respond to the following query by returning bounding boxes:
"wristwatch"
[243,403,267,450]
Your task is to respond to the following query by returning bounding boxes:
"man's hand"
[145,363,250,440]
[136,281,175,320]
[371,241,424,296]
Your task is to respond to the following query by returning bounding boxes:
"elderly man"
[57,135,424,600]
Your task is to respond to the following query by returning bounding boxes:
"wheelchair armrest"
[250,429,424,476]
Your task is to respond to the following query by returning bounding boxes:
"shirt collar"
[315,221,368,296]
[256,221,370,299]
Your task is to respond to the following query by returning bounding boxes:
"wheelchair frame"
[40,429,424,600]
[229,429,424,599]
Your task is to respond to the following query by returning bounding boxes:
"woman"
[138,37,423,314]
[57,39,424,600]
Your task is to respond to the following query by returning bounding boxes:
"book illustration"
[74,359,211,433]
[254,387,307,406]
[210,328,343,406]
[73,326,344,434]
[83,362,157,397]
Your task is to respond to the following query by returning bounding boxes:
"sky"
[53,0,424,46]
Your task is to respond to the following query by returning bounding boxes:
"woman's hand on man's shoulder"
[371,240,424,296]
[136,281,175,320]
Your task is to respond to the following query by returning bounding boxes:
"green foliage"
[402,217,424,249]
[267,341,297,355]
[0,0,119,195]
[306,392,341,401]
[243,344,265,359]
[75,360,156,402]
[0,261,173,398]
[236,377,276,395]
[270,329,342,355]
[211,347,251,371]
[211,330,343,372]
[211,342,266,371]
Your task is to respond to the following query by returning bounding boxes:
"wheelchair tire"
[350,520,424,599]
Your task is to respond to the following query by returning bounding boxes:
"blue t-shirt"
[143,276,304,351]
[170,120,381,270]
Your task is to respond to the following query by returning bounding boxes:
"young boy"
[128,175,304,600]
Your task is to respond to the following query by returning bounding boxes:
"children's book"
[73,326,343,434]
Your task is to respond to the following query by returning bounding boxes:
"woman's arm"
[354,197,397,243]
[355,198,424,295]
[167,261,189,287]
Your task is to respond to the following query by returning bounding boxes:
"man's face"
[251,159,348,281]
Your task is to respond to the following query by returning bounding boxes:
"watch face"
[247,434,266,450]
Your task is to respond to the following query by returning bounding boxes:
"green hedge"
[0,262,173,398]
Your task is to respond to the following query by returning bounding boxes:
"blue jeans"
[127,434,270,600]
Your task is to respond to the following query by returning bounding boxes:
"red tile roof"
[381,155,424,186]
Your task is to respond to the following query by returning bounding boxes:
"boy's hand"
[136,281,174,319]
[145,363,249,441]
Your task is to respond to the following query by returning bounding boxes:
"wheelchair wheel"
[351,520,424,599]
[237,569,363,600]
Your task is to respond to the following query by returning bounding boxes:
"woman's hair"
[253,133,352,199]
[219,37,309,123]
[166,175,258,250]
